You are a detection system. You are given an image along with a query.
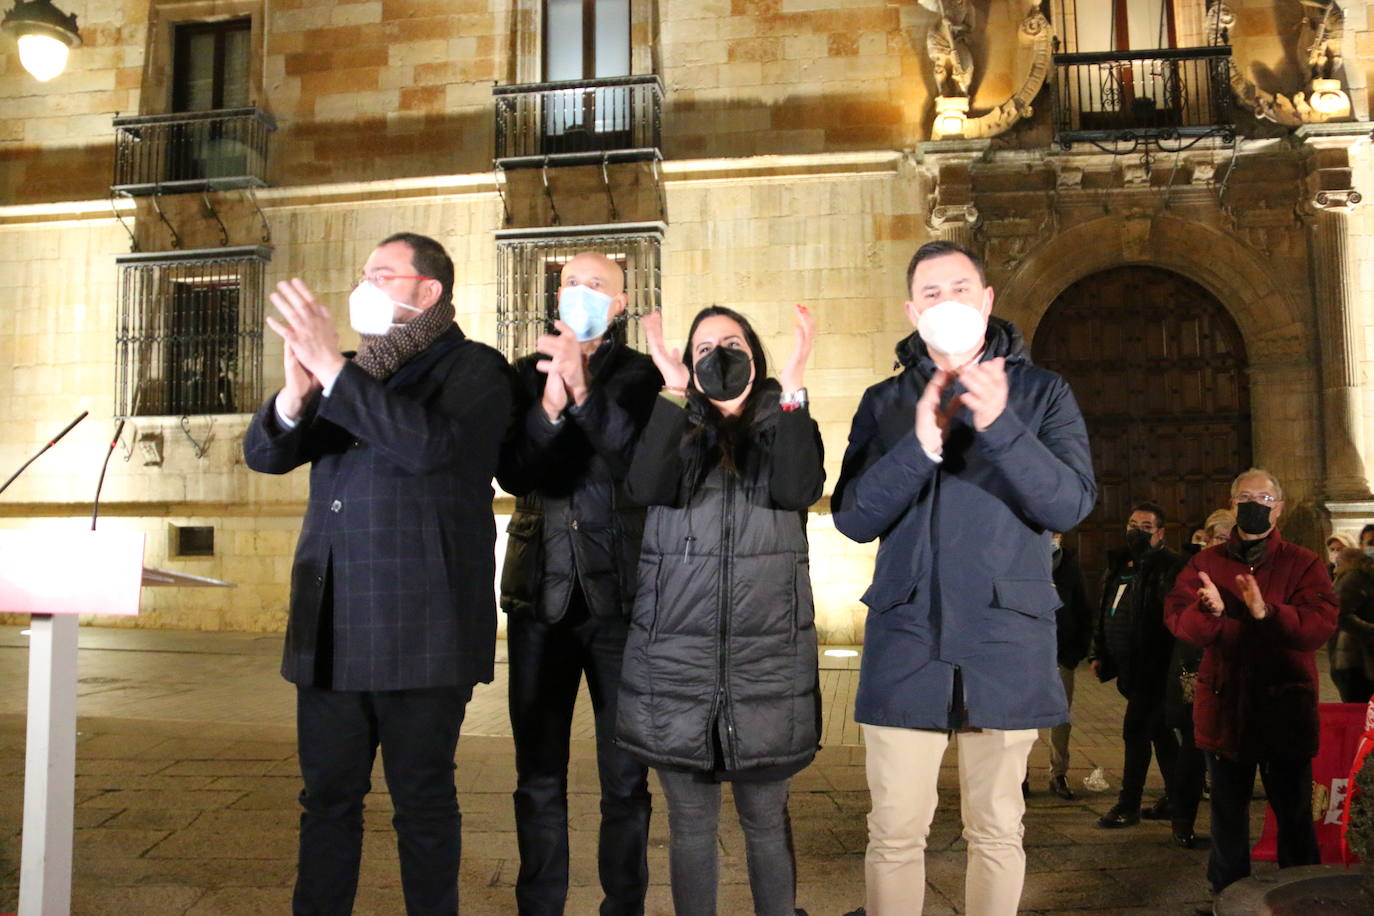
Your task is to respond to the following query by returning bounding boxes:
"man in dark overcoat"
[245,232,514,915]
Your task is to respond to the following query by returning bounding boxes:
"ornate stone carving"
[1311,188,1362,211]
[928,203,980,231]
[1190,161,1217,185]
[920,0,973,98]
[917,3,1052,141]
[1210,0,1350,126]
[1053,162,1084,190]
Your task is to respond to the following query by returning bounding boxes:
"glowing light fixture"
[1309,77,1351,117]
[933,95,970,139]
[823,649,859,658]
[2,0,81,82]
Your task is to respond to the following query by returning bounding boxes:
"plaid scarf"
[352,298,456,380]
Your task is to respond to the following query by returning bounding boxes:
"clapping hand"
[1197,572,1225,617]
[535,320,589,420]
[779,304,815,395]
[914,369,961,457]
[640,311,690,393]
[267,279,346,387]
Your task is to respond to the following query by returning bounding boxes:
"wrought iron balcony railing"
[113,107,277,195]
[494,74,663,167]
[1052,46,1233,148]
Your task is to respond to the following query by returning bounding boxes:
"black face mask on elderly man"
[1235,500,1272,536]
[694,346,752,402]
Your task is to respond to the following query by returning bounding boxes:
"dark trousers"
[1205,753,1320,893]
[1119,688,1177,809]
[294,683,472,916]
[1169,718,1206,834]
[508,592,651,915]
[1331,668,1374,704]
[656,769,796,916]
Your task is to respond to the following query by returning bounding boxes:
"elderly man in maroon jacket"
[1164,468,1337,902]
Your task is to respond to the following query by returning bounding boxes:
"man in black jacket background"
[1091,500,1186,829]
[244,233,515,915]
[497,252,660,915]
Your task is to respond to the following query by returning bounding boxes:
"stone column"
[1297,124,1371,501]
[916,138,989,253]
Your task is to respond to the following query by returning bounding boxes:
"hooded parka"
[615,382,825,775]
[832,318,1097,730]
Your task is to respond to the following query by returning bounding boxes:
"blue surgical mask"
[558,284,614,342]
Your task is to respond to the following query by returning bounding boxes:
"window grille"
[495,223,663,359]
[115,246,270,418]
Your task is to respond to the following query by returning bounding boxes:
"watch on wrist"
[780,387,808,412]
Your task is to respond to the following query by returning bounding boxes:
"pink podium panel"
[0,530,144,617]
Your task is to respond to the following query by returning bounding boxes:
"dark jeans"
[294,683,472,916]
[1119,688,1177,809]
[508,593,650,916]
[1205,753,1320,893]
[656,769,796,916]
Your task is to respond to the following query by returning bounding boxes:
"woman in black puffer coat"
[617,304,824,916]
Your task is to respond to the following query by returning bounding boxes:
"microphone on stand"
[91,418,127,531]
[0,410,89,497]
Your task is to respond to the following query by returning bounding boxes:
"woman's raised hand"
[640,311,690,392]
[779,304,815,395]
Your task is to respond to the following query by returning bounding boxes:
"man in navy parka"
[833,241,1096,915]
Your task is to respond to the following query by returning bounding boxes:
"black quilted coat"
[615,383,824,775]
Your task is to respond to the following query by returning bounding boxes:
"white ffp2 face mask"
[917,299,987,356]
[349,281,420,336]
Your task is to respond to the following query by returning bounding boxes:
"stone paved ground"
[0,623,1347,915]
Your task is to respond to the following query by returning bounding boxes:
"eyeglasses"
[1235,492,1279,505]
[356,272,431,289]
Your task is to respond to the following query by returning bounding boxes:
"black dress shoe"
[1173,829,1197,849]
[1096,802,1140,828]
[1141,795,1172,819]
[1048,774,1076,800]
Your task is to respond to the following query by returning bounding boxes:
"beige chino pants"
[863,723,1038,915]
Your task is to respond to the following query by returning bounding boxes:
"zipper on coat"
[718,472,740,769]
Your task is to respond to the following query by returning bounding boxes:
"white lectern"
[0,530,229,916]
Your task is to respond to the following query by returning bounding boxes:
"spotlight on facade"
[1309,78,1351,117]
[933,95,970,139]
[2,0,82,82]
[823,649,859,658]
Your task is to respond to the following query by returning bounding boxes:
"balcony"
[493,75,663,168]
[113,107,277,196]
[1052,46,1233,148]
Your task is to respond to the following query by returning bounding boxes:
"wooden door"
[1032,265,1251,588]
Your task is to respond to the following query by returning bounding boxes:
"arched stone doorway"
[1032,264,1253,585]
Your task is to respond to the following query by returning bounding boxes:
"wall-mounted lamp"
[933,95,970,139]
[2,0,81,82]
[1309,77,1351,118]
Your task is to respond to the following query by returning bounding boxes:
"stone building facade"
[1,0,1371,640]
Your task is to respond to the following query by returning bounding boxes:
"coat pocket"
[991,577,1062,620]
[794,558,815,631]
[860,577,918,614]
[499,513,543,607]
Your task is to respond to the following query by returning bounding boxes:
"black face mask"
[694,346,753,402]
[1125,528,1154,557]
[1236,501,1273,536]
